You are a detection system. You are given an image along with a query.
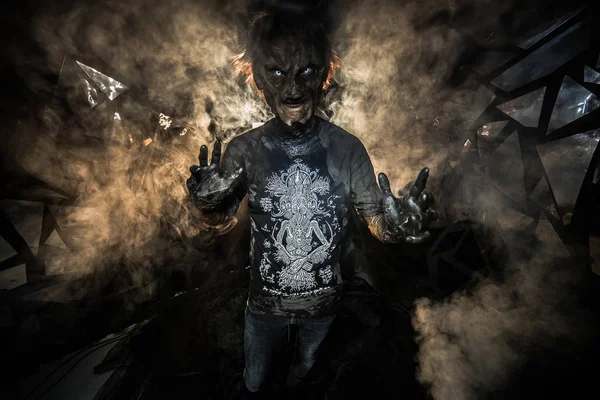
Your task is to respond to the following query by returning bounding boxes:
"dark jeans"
[243,305,336,393]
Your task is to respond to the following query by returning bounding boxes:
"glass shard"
[535,216,570,258]
[537,129,600,224]
[76,61,129,101]
[17,185,68,200]
[464,85,496,129]
[45,230,68,250]
[83,78,100,108]
[497,206,534,232]
[0,200,44,256]
[491,18,591,92]
[583,66,600,84]
[487,131,527,210]
[516,9,579,49]
[497,87,546,127]
[0,264,26,290]
[0,236,18,263]
[477,121,509,141]
[594,160,600,184]
[477,120,509,161]
[547,76,600,134]
[530,177,560,220]
[471,51,518,76]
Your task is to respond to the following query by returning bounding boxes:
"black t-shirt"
[221,117,382,317]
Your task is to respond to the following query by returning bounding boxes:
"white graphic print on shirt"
[258,159,341,296]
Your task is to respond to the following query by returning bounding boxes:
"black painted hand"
[186,140,243,212]
[378,167,437,244]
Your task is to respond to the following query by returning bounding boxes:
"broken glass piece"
[0,263,26,290]
[16,185,68,200]
[477,121,509,141]
[530,177,560,220]
[535,216,570,258]
[594,160,600,184]
[83,78,100,108]
[547,76,600,133]
[497,87,546,127]
[477,120,509,161]
[0,236,18,263]
[0,200,44,255]
[471,51,518,76]
[48,205,98,248]
[497,206,534,232]
[76,61,129,101]
[464,85,496,129]
[491,18,591,92]
[44,246,71,275]
[583,66,600,84]
[45,230,68,250]
[487,131,527,210]
[516,9,579,49]
[537,129,600,224]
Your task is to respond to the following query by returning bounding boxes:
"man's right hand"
[186,140,243,212]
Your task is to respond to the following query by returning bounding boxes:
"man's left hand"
[378,167,437,244]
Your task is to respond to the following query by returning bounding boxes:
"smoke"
[326,0,593,399]
[5,0,272,303]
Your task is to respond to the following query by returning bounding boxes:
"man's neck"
[273,116,318,139]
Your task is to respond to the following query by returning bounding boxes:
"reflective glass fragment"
[477,121,509,141]
[530,177,560,220]
[497,206,534,232]
[0,264,26,290]
[76,61,129,101]
[497,87,545,127]
[537,129,600,224]
[516,9,579,49]
[477,120,509,161]
[464,85,496,129]
[535,216,570,258]
[547,76,600,134]
[0,200,44,255]
[0,236,18,263]
[487,131,527,210]
[491,18,591,92]
[45,230,68,250]
[471,51,518,76]
[583,66,600,84]
[83,78,100,108]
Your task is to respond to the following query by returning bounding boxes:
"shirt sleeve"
[350,140,382,216]
[219,137,249,216]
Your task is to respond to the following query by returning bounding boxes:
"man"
[186,8,436,395]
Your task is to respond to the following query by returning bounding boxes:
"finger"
[211,140,221,166]
[406,230,430,244]
[378,172,393,196]
[418,192,433,210]
[190,165,201,175]
[409,167,429,199]
[199,145,209,167]
[427,208,438,222]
